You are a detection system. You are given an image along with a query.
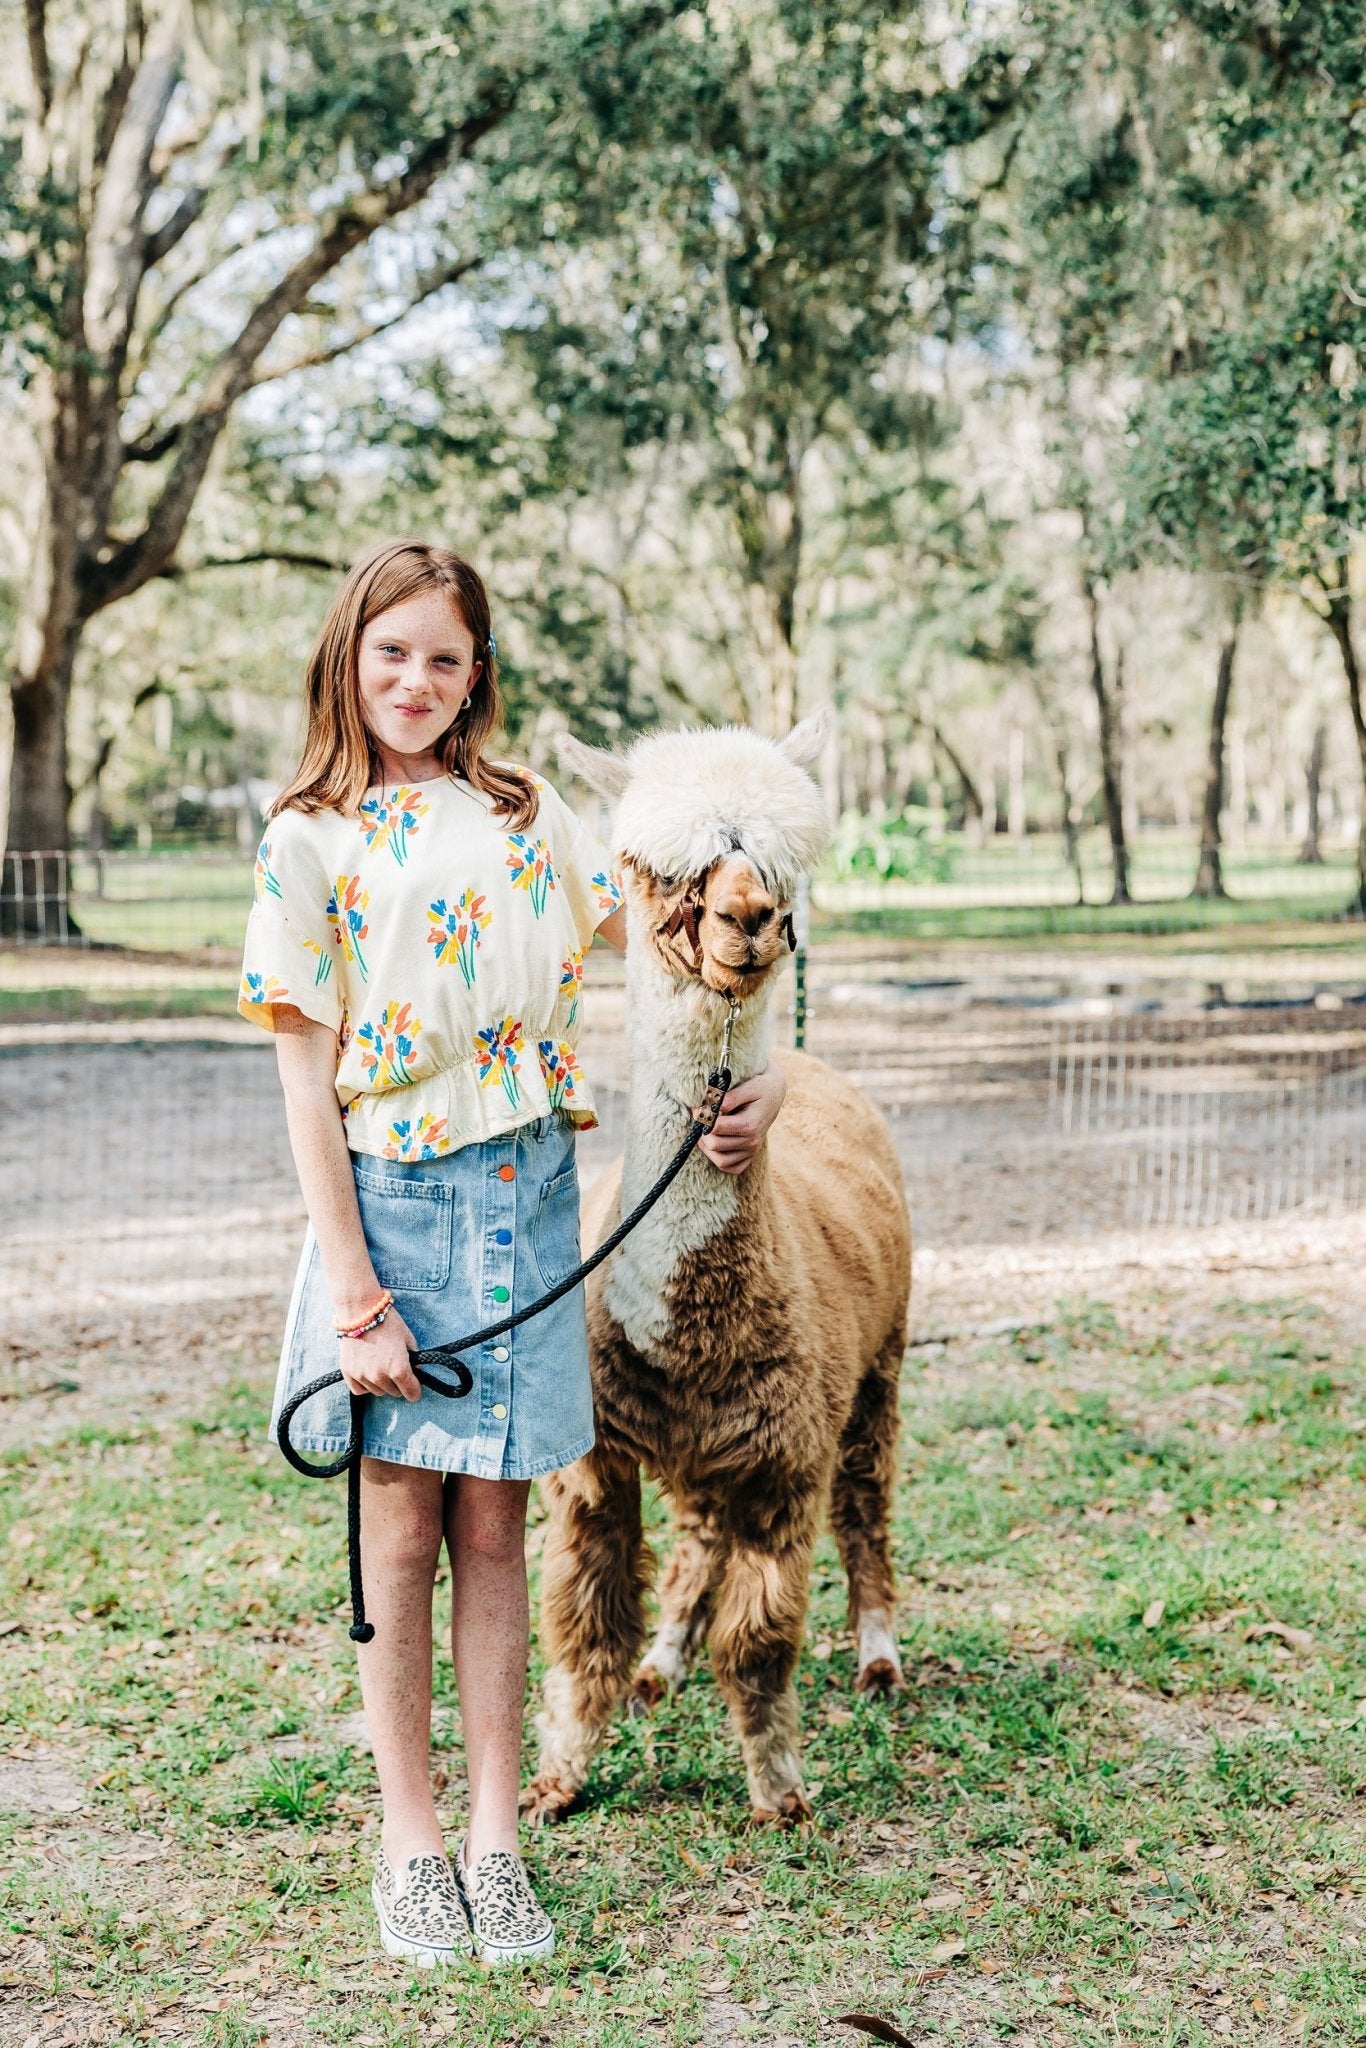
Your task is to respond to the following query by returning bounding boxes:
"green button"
[492,1285,510,1303]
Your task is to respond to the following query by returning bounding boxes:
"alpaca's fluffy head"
[559,713,831,999]
[561,713,831,900]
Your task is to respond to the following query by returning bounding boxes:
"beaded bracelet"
[337,1305,390,1341]
[333,1289,393,1339]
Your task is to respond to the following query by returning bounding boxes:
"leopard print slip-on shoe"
[372,1848,473,1968]
[452,1837,555,1965]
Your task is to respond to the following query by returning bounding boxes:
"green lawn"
[3,1294,1364,2045]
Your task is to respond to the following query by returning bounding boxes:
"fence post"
[793,874,810,1051]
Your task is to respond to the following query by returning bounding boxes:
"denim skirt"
[269,1114,594,1480]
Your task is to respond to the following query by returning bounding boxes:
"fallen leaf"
[1142,1599,1166,1630]
[1245,1622,1314,1656]
[0,1620,24,1638]
[923,1888,965,1913]
[838,2018,916,2048]
[931,1938,968,1963]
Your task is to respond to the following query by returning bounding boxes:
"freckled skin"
[522,855,911,1825]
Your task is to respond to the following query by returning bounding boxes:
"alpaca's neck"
[624,946,774,1152]
[605,937,777,1360]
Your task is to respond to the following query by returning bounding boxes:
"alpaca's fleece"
[524,714,910,1828]
[609,724,830,898]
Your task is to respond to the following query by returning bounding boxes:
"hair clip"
[487,633,497,660]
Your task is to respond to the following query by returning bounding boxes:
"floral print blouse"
[239,770,624,1161]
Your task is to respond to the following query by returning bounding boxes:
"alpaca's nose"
[711,889,777,940]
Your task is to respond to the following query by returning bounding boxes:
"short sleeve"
[538,777,625,949]
[238,818,345,1036]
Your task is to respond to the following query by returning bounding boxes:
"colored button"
[492,1285,510,1303]
[491,1403,508,1420]
[495,1228,512,1245]
[497,1164,516,1182]
[492,1345,510,1362]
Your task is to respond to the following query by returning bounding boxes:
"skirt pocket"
[353,1166,455,1293]
[531,1162,582,1290]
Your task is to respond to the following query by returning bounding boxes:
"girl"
[238,540,786,1968]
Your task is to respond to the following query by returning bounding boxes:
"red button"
[497,1164,516,1181]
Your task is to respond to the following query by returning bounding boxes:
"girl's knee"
[361,1461,445,1574]
[447,1476,530,1564]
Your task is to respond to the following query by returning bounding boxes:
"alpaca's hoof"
[628,1667,669,1717]
[519,1774,580,1827]
[855,1656,904,1697]
[751,1785,814,1828]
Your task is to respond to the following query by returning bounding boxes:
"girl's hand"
[699,1059,787,1175]
[338,1306,422,1401]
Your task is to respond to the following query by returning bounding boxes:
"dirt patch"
[0,1750,85,1817]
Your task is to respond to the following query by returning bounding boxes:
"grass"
[3,1295,1365,2044]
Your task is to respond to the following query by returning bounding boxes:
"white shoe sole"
[474,1926,556,1967]
[372,1880,470,1968]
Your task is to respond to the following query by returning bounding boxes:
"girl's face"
[356,588,482,781]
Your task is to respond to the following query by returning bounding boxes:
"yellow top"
[237,768,623,1160]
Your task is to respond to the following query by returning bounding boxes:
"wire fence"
[3,842,1365,1313]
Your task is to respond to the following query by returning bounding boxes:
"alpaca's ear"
[557,732,633,799]
[777,706,832,770]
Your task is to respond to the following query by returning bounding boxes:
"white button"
[492,1345,509,1362]
[492,1403,508,1420]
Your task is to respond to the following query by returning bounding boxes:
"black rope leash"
[277,1029,737,1643]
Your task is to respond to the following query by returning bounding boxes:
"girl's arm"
[590,907,787,1174]
[272,1005,421,1401]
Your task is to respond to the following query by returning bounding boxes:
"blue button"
[495,1228,512,1245]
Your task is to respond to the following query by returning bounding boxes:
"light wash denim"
[270,1115,594,1479]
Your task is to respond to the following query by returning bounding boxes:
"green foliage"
[827,808,957,884]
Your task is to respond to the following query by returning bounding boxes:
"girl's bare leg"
[354,1458,446,1863]
[444,1475,532,1864]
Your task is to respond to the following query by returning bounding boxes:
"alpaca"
[521,714,911,1824]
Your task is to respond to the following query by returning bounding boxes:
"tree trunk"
[929,723,983,830]
[1083,576,1131,905]
[3,428,87,934]
[1008,723,1027,843]
[1192,618,1240,901]
[1053,735,1085,905]
[1322,592,1366,913]
[1298,721,1327,866]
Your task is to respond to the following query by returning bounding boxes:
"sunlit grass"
[3,1294,1364,2042]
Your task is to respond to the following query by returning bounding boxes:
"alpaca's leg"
[709,1510,817,1822]
[831,1332,905,1695]
[632,1497,724,1710]
[521,1450,649,1826]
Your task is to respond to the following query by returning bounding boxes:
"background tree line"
[2,0,1363,931]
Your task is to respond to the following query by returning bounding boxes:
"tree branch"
[143,132,248,270]
[24,0,52,122]
[151,550,347,579]
[84,12,184,360]
[245,251,483,389]
[85,106,506,613]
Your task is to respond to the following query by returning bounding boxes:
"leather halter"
[658,877,798,965]
[660,890,705,959]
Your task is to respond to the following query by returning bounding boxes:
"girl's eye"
[378,644,403,657]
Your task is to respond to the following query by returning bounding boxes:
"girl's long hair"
[268,540,537,829]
